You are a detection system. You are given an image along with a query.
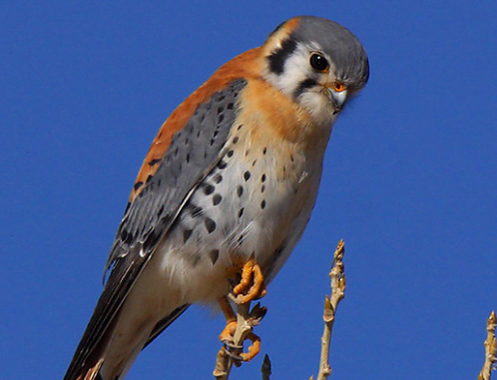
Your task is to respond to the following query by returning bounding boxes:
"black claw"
[259,306,267,318]
[223,340,243,350]
[249,302,267,321]
[223,346,243,362]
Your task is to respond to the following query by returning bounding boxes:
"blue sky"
[1,1,496,379]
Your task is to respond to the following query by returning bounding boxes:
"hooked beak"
[328,87,348,114]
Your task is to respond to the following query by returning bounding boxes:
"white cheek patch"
[263,41,338,125]
[275,43,311,97]
[264,42,311,98]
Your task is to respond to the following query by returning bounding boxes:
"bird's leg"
[239,331,261,362]
[218,296,239,347]
[231,257,267,304]
[217,296,265,363]
[216,259,268,365]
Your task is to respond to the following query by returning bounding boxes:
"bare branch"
[213,346,230,380]
[213,301,266,379]
[214,240,345,380]
[316,240,346,380]
[478,311,497,380]
[261,354,272,380]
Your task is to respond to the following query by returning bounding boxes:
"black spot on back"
[213,174,223,184]
[148,158,161,166]
[203,184,215,195]
[205,218,216,233]
[209,249,219,265]
[183,229,193,243]
[212,194,222,206]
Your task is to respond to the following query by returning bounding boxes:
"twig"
[478,311,497,380]
[261,354,272,380]
[213,302,266,379]
[213,346,230,380]
[213,302,250,379]
[315,239,346,380]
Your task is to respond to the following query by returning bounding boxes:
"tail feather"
[64,305,188,380]
[74,358,103,380]
[144,304,189,348]
[64,309,117,380]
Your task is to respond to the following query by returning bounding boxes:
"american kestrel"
[64,16,369,380]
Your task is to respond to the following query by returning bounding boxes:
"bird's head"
[262,16,369,125]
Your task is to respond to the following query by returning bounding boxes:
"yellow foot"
[238,331,260,362]
[219,320,237,343]
[217,296,264,362]
[232,257,267,304]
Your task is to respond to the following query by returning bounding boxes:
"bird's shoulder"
[130,47,264,202]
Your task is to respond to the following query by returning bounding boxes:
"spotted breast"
[64,15,369,380]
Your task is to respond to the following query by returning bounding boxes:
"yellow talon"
[232,258,266,304]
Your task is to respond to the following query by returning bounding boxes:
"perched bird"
[64,15,369,380]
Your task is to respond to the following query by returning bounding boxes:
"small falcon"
[64,15,369,380]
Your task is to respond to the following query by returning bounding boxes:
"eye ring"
[331,82,347,92]
[309,53,329,72]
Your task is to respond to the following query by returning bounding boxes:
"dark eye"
[310,53,329,71]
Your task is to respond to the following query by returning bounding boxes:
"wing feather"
[64,78,247,380]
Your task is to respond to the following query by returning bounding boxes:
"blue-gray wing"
[63,78,247,380]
